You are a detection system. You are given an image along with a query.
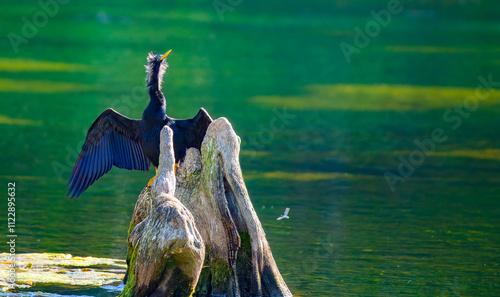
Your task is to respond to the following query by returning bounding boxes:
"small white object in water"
[277,208,290,220]
[152,235,157,241]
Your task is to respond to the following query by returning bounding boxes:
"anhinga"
[67,50,212,198]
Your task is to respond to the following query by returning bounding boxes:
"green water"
[1,0,500,296]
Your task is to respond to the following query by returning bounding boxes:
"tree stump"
[120,118,292,297]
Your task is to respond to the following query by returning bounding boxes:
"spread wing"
[185,107,213,150]
[192,107,213,134]
[67,108,150,198]
[167,107,213,161]
[284,208,290,216]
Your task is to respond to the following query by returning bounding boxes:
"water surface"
[0,1,499,296]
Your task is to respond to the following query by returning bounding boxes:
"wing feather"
[81,145,96,196]
[67,108,150,198]
[69,145,92,197]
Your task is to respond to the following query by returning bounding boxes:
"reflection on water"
[0,115,42,126]
[0,58,91,73]
[0,0,499,296]
[251,84,500,111]
[0,78,94,93]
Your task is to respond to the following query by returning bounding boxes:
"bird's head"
[145,50,171,89]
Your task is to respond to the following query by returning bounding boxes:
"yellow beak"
[160,49,172,61]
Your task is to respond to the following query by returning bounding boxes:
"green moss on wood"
[124,220,140,290]
[238,232,251,254]
[194,245,232,296]
[236,232,253,293]
[195,265,211,295]
[119,244,139,297]
[211,256,231,289]
[163,258,197,297]
[194,246,212,295]
[201,139,218,195]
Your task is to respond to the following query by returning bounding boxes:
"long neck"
[145,88,166,118]
[145,63,166,118]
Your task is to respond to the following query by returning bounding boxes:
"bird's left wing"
[190,107,213,147]
[67,108,150,198]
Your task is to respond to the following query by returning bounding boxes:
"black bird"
[67,50,212,198]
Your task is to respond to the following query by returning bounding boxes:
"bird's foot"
[174,160,181,175]
[147,167,158,188]
[148,163,179,188]
[147,175,156,188]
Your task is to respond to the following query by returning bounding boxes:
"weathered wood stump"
[120,117,292,297]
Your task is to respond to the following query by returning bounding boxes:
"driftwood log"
[119,117,292,297]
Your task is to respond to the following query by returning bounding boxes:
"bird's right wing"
[67,108,150,198]
[284,208,290,216]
